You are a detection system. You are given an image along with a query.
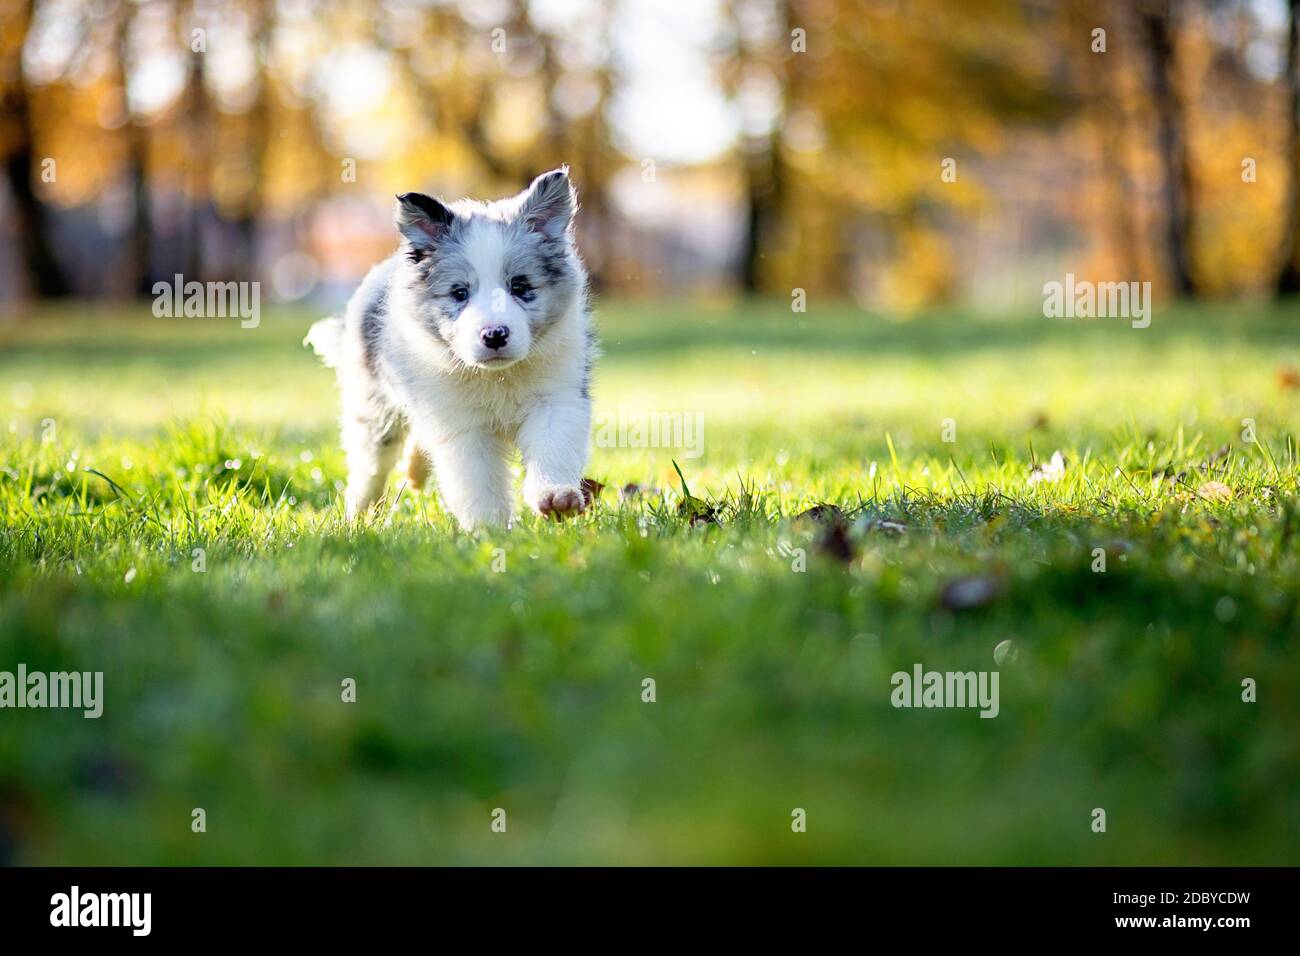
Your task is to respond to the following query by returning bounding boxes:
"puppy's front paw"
[530,485,587,520]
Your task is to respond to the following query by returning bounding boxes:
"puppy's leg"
[428,429,514,530]
[518,398,591,519]
[402,435,431,490]
[342,413,403,519]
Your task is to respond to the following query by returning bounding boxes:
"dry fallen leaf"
[795,503,845,525]
[671,460,718,526]
[816,520,855,564]
[580,478,604,507]
[675,488,719,525]
[1029,450,1067,485]
[684,504,720,527]
[855,515,908,536]
[1197,480,1233,502]
[1174,444,1231,482]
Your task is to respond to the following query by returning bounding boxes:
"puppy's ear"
[517,167,576,241]
[394,192,455,252]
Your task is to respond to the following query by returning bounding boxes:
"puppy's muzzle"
[480,326,510,351]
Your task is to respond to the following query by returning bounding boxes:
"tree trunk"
[0,0,70,298]
[737,0,792,295]
[1075,0,1142,280]
[740,142,781,294]
[1138,1,1199,297]
[182,41,213,283]
[1277,0,1300,294]
[112,2,154,297]
[233,7,271,283]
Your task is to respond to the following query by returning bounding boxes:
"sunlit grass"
[0,299,1298,864]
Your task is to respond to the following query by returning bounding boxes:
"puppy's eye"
[509,276,534,299]
[449,286,469,303]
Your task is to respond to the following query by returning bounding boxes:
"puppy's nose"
[480,326,510,350]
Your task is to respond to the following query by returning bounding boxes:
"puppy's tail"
[304,316,345,368]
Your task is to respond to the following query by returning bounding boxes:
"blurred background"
[5,0,1300,868]
[3,0,1300,314]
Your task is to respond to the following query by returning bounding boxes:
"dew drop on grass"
[993,639,1018,666]
[124,567,137,584]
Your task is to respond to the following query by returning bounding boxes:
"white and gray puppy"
[305,168,595,530]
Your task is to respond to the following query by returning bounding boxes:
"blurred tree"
[181,0,213,282]
[1137,0,1200,296]
[1177,0,1286,298]
[724,0,791,294]
[1277,0,1300,294]
[229,0,273,283]
[0,0,1289,307]
[0,0,69,297]
[110,0,155,296]
[725,0,1067,304]
[1064,0,1144,280]
[383,0,617,283]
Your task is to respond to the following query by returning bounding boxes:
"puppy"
[306,168,595,530]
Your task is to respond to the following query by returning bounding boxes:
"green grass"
[1,298,1299,864]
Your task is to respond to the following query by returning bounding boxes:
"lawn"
[1,298,1298,865]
